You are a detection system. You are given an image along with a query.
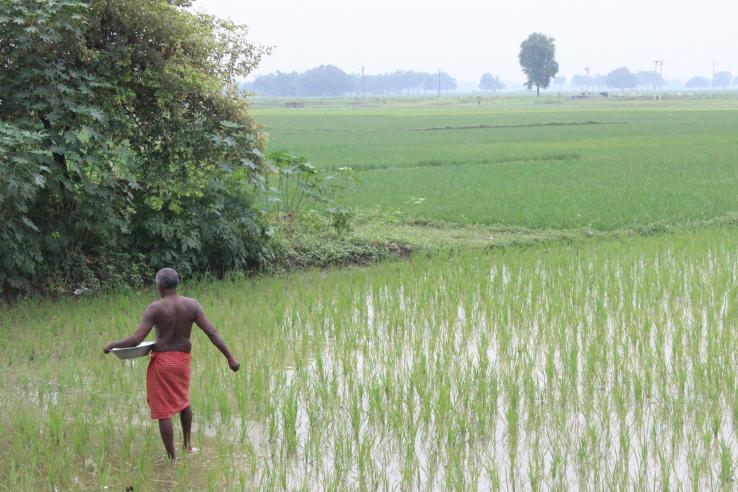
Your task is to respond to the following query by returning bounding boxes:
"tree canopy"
[479,73,505,92]
[0,0,273,298]
[518,33,559,96]
[636,71,666,89]
[685,76,710,89]
[606,67,637,91]
[713,71,732,89]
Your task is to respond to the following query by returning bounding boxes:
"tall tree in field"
[518,33,559,96]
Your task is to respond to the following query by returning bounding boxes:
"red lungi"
[146,351,191,420]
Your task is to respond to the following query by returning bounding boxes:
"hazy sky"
[196,0,737,83]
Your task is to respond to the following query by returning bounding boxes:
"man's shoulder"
[146,299,163,310]
[177,296,201,311]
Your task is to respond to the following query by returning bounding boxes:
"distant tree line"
[569,67,737,91]
[247,62,738,98]
[246,65,457,96]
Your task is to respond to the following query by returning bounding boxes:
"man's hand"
[228,357,240,372]
[103,342,115,354]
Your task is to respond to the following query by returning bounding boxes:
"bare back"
[149,295,200,352]
[104,286,238,371]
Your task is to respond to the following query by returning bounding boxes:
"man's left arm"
[103,305,156,353]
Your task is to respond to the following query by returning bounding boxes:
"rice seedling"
[1,226,736,489]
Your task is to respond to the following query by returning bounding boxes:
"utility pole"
[653,60,665,101]
[437,68,441,99]
[584,65,592,95]
[361,64,365,99]
[712,59,716,97]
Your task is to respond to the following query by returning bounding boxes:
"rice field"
[2,227,736,490]
[254,98,738,229]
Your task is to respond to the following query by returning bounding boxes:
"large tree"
[518,33,559,96]
[479,73,505,92]
[571,74,588,90]
[636,70,666,89]
[0,0,272,297]
[606,67,637,91]
[685,76,710,89]
[713,71,732,89]
[300,65,354,96]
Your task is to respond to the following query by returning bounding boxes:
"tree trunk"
[536,85,540,97]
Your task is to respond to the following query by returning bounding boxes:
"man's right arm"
[103,304,156,353]
[194,301,240,372]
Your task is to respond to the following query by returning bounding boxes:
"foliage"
[246,68,457,96]
[635,70,666,88]
[326,207,355,236]
[479,73,505,91]
[518,33,559,96]
[685,76,710,89]
[265,152,323,215]
[713,71,732,89]
[248,65,353,97]
[571,74,588,89]
[606,67,637,90]
[0,0,273,297]
[422,72,457,92]
[300,65,355,96]
[265,151,357,235]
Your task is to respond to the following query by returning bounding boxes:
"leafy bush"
[264,151,357,235]
[0,0,274,298]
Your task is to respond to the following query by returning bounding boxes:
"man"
[104,268,240,460]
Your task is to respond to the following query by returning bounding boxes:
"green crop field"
[3,97,738,490]
[255,98,738,229]
[2,228,736,489]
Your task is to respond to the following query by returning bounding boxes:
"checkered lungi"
[146,351,191,420]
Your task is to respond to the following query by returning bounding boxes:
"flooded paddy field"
[1,227,736,490]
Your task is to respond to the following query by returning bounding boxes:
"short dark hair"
[155,268,179,290]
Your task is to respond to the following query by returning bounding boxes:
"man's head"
[155,268,179,296]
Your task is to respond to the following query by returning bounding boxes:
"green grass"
[254,98,738,229]
[2,227,736,489]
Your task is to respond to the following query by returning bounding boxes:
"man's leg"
[180,405,192,451]
[158,418,176,459]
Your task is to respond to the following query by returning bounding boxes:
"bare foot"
[155,456,180,464]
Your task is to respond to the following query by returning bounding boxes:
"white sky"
[196,0,737,83]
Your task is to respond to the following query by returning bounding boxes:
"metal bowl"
[112,341,155,360]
